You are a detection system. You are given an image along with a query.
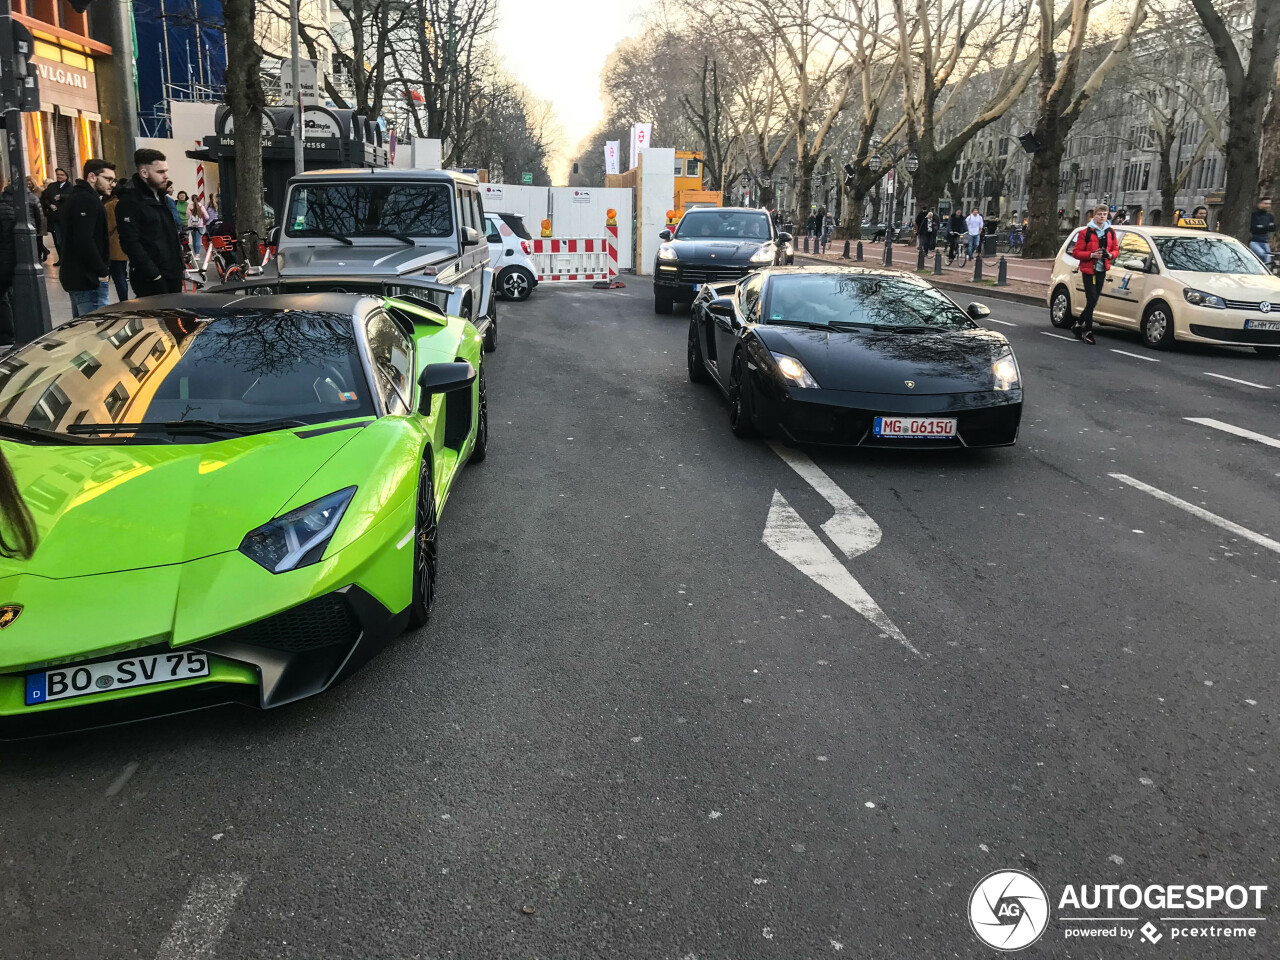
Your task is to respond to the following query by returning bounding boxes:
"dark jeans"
[130,275,182,298]
[1079,271,1106,330]
[109,260,129,301]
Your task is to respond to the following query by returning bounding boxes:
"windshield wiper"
[67,418,309,438]
[358,228,416,246]
[878,324,955,333]
[0,421,88,445]
[294,228,354,246]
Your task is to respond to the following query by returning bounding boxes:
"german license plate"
[1245,318,1280,331]
[25,651,209,705]
[873,416,957,438]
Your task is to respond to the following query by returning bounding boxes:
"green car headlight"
[239,487,357,573]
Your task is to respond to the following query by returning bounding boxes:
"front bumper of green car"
[0,508,414,739]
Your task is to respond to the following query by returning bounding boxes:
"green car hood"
[0,426,363,580]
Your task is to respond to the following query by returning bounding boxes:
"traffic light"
[3,21,40,113]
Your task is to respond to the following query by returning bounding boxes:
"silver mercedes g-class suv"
[263,168,497,349]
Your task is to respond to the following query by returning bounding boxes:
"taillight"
[520,240,531,255]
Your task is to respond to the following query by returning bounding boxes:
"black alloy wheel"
[470,365,489,463]
[407,457,439,629]
[728,353,756,438]
[688,321,709,383]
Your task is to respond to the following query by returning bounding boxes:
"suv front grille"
[680,265,750,285]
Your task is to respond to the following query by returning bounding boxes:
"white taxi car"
[1046,225,1280,356]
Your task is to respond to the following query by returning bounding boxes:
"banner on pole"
[604,140,620,176]
[628,123,652,171]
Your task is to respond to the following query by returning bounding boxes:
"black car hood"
[669,239,767,264]
[754,325,1010,394]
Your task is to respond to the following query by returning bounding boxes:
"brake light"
[520,240,531,255]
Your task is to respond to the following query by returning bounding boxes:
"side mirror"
[777,231,793,244]
[460,226,480,247]
[417,361,476,412]
[707,296,735,318]
[966,302,991,320]
[658,229,673,241]
[268,226,281,248]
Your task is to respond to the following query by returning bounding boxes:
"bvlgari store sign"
[32,55,98,115]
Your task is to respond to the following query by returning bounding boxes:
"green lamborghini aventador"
[0,292,488,737]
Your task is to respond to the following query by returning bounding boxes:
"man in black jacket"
[1249,197,1274,267]
[59,159,116,317]
[115,148,184,297]
[39,168,72,265]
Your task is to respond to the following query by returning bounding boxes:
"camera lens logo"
[969,869,1049,951]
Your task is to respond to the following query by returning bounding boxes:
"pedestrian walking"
[116,149,185,297]
[104,185,130,302]
[39,169,72,265]
[23,177,48,261]
[187,195,206,254]
[0,182,18,345]
[964,207,984,258]
[1249,197,1274,267]
[1069,204,1119,345]
[59,159,116,318]
[923,209,938,253]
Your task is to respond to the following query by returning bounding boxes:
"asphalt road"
[2,277,1278,959]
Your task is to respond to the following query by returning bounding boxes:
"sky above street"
[494,0,653,179]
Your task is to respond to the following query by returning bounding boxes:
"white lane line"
[1184,417,1280,450]
[105,761,139,797]
[763,491,923,658]
[986,318,1017,327]
[1040,332,1076,341]
[1109,474,1280,555]
[769,443,881,558]
[155,874,248,960]
[1110,349,1160,362]
[1203,372,1271,389]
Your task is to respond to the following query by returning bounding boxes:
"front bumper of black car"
[654,261,755,295]
[749,382,1022,448]
[0,586,408,739]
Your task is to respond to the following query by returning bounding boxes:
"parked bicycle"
[183,231,272,288]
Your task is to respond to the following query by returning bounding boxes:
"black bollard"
[803,236,810,254]
[842,238,851,259]
[917,247,926,270]
[997,256,1008,286]
[973,255,983,283]
[884,237,893,267]
[856,241,864,262]
[933,250,943,276]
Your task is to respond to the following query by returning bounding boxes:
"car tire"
[1049,286,1075,328]
[728,352,756,438]
[483,298,498,353]
[498,266,533,302]
[1141,301,1175,350]
[655,289,674,314]
[1255,345,1280,357]
[469,365,488,463]
[688,320,709,383]
[407,455,439,630]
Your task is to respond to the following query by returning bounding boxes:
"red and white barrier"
[531,237,615,282]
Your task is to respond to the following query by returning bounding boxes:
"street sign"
[521,172,533,185]
[280,57,321,105]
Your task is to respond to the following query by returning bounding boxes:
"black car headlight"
[749,245,775,264]
[992,349,1020,392]
[658,244,679,261]
[239,487,357,573]
[771,351,819,388]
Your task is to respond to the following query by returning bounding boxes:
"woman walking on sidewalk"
[1069,204,1118,345]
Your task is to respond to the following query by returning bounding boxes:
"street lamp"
[868,153,883,173]
[906,154,919,174]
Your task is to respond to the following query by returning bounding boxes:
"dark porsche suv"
[653,207,792,314]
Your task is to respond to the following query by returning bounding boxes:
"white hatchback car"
[1046,225,1280,356]
[485,213,538,301]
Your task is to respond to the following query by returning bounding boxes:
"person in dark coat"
[39,168,72,264]
[0,184,17,345]
[59,159,116,317]
[115,149,184,297]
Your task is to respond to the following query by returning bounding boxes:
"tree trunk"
[223,0,266,251]
[1025,140,1066,259]
[1256,68,1280,202]
[796,152,817,229]
[1157,137,1176,225]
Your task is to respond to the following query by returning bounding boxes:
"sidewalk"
[795,243,1051,307]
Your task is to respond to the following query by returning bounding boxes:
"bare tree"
[1022,0,1148,258]
[223,0,267,245]
[1260,61,1280,201]
[680,57,737,199]
[1190,0,1280,238]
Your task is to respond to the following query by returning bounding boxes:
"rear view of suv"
[485,212,538,301]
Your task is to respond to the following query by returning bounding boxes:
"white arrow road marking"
[763,490,923,658]
[155,873,248,960]
[1109,474,1280,555]
[769,443,881,558]
[1185,417,1280,449]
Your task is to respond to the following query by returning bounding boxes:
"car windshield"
[1153,236,1267,275]
[762,274,973,330]
[0,310,375,443]
[675,210,772,240]
[286,182,454,239]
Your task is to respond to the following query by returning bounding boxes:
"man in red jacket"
[1070,204,1119,344]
